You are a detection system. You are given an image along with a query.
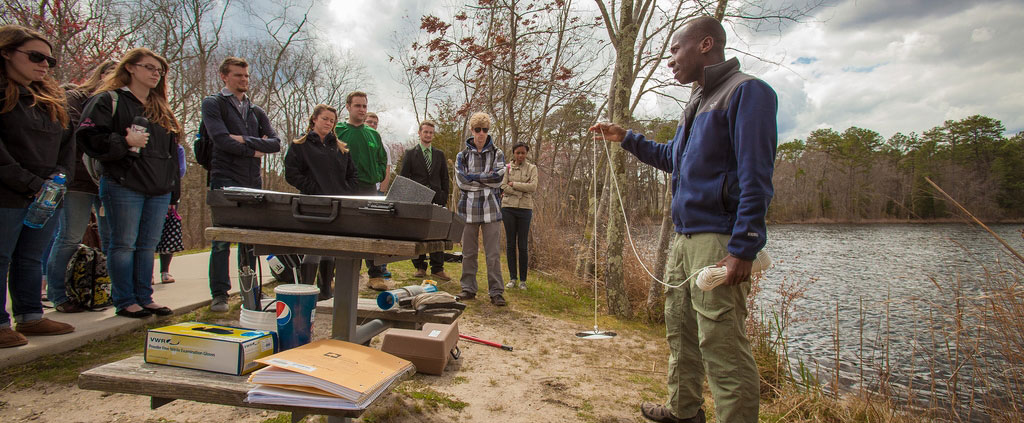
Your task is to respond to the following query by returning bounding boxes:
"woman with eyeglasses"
[77,48,182,319]
[0,25,77,347]
[500,142,537,290]
[285,104,359,300]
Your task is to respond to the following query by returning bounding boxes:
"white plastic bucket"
[239,298,277,333]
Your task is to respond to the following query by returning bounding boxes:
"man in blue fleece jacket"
[591,16,777,423]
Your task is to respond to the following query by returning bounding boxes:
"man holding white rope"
[591,16,778,423]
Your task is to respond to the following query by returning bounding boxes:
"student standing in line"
[501,142,537,290]
[45,60,116,313]
[0,24,77,347]
[454,112,507,306]
[334,92,389,288]
[155,143,186,284]
[77,48,181,319]
[204,57,281,312]
[399,120,452,282]
[285,104,359,300]
[365,111,392,279]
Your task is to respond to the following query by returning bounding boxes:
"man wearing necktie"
[399,121,452,281]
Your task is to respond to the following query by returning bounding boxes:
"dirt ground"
[0,280,672,423]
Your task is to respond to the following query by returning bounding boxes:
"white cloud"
[317,0,1024,147]
[747,0,1024,140]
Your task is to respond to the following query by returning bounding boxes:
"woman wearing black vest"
[0,25,76,347]
[285,104,359,300]
[77,48,181,318]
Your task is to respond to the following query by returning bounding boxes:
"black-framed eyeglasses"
[134,63,166,76]
[15,49,57,68]
[473,127,489,134]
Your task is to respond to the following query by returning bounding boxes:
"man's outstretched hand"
[717,254,753,286]
[589,122,626,143]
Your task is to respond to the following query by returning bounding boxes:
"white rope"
[596,126,699,289]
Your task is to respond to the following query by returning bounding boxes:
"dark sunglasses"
[473,127,489,134]
[16,49,57,68]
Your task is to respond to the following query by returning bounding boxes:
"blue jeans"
[46,191,103,306]
[99,177,170,310]
[0,207,58,327]
[501,207,532,281]
[208,177,256,299]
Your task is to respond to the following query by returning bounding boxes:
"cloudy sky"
[321,0,1024,145]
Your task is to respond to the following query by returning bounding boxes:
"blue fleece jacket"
[621,58,778,260]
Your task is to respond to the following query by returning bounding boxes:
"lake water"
[759,223,1024,411]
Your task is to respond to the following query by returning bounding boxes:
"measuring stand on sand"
[79,227,462,423]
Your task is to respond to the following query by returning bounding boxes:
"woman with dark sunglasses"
[0,25,77,348]
[77,48,182,319]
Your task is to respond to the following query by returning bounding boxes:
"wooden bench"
[78,228,458,423]
[78,355,412,421]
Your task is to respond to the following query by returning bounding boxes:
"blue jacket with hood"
[620,58,777,260]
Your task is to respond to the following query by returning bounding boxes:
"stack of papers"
[245,339,414,410]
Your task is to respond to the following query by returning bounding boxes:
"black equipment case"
[208,188,464,242]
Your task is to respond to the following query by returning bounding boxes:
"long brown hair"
[293,104,348,153]
[97,48,181,136]
[0,25,68,126]
[77,60,117,95]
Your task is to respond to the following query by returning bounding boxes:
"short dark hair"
[681,16,726,55]
[419,120,436,131]
[219,57,248,75]
[346,91,367,105]
[511,142,530,153]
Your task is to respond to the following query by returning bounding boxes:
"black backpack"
[65,244,113,310]
[193,94,223,171]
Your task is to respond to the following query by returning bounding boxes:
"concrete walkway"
[1,250,274,369]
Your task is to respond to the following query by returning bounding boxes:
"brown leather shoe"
[367,277,391,291]
[56,302,86,313]
[0,327,28,348]
[490,294,507,306]
[413,268,427,278]
[640,403,705,423]
[15,318,74,336]
[456,291,476,301]
[430,271,452,282]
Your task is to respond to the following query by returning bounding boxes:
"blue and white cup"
[274,284,319,350]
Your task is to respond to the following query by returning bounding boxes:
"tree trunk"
[647,181,672,312]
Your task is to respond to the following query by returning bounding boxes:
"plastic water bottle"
[23,173,66,229]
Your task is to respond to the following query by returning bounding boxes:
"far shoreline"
[769,217,1024,225]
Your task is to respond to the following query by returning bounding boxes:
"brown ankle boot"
[15,318,74,336]
[0,327,28,348]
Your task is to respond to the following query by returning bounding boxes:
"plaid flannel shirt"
[455,137,506,223]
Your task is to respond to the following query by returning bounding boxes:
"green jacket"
[334,122,386,186]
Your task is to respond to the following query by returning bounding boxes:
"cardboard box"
[380,322,459,375]
[145,322,277,375]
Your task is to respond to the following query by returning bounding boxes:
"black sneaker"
[490,294,507,306]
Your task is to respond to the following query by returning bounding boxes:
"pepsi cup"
[274,284,319,350]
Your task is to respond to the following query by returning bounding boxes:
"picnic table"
[78,227,462,423]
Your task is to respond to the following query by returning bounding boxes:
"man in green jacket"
[335,91,389,284]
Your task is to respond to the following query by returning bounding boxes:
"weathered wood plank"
[78,355,411,418]
[327,298,461,325]
[205,227,450,257]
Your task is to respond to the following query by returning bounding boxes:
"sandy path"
[0,298,669,422]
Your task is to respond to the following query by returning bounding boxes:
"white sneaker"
[505,280,516,288]
[518,281,527,290]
